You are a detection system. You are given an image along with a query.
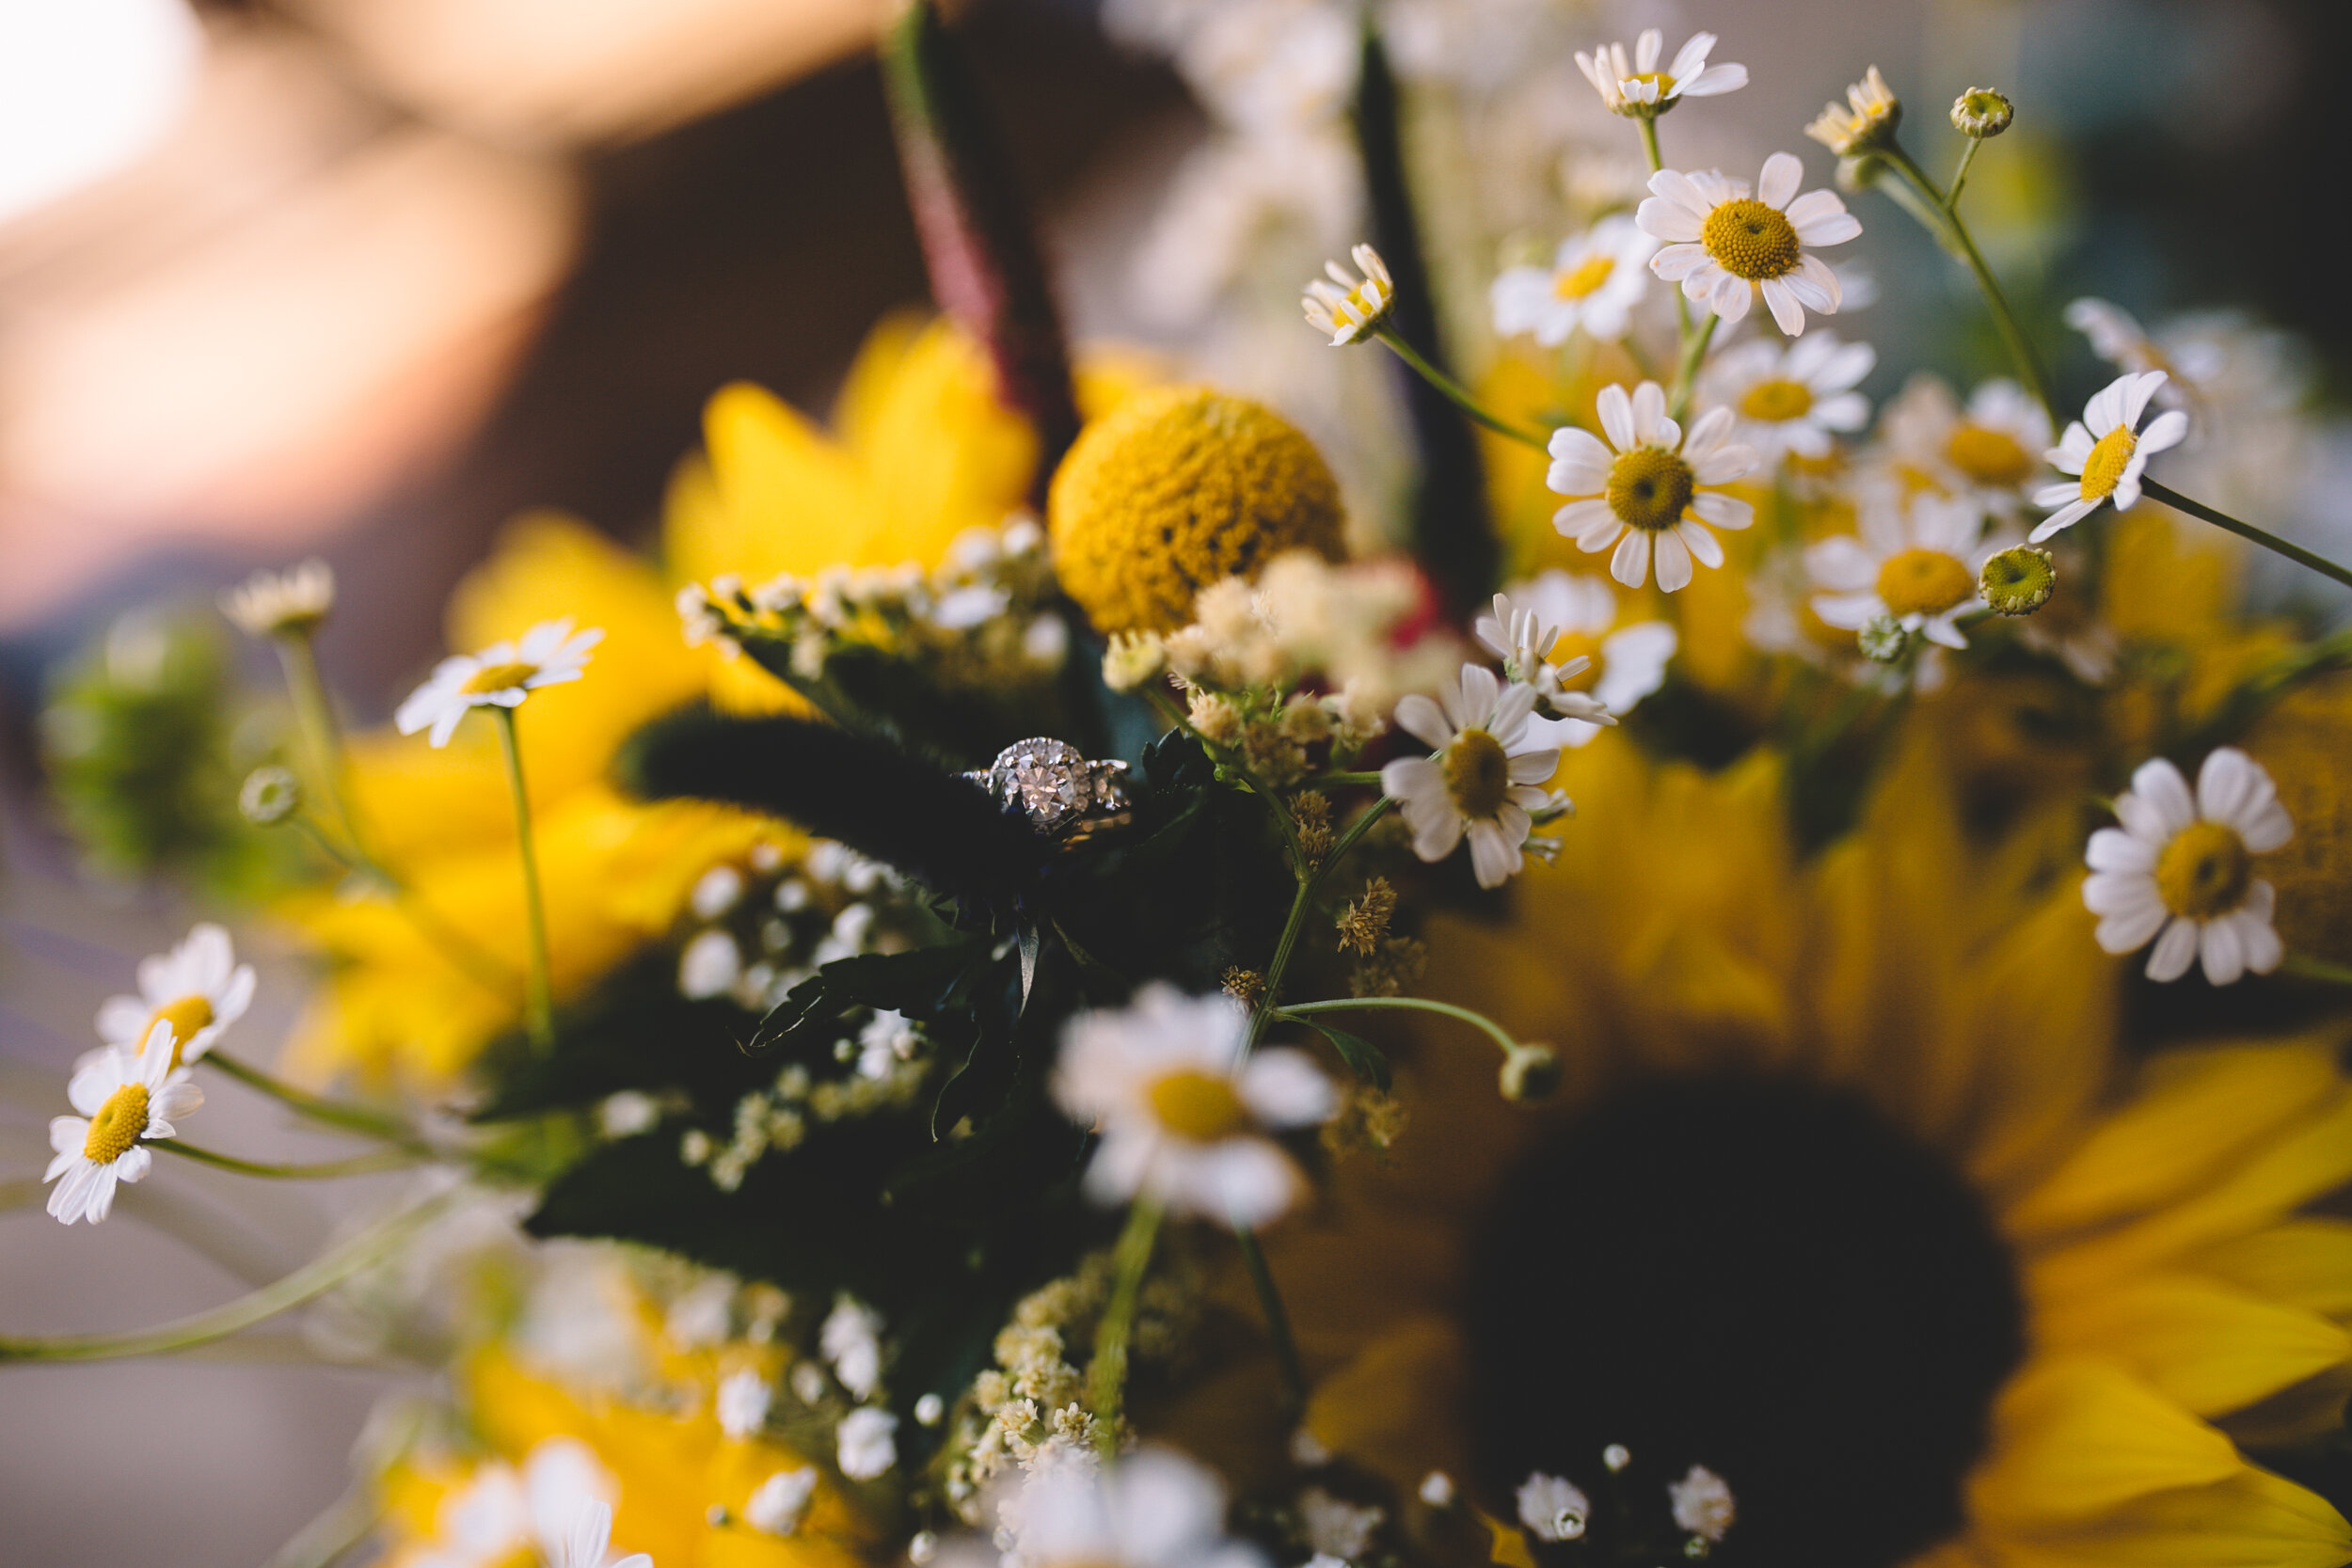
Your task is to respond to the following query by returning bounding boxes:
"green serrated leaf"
[1292,1015,1391,1092]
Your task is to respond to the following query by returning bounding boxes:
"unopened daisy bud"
[1979,546,2055,616]
[239,765,302,826]
[1603,1444,1631,1473]
[1500,1043,1562,1102]
[1420,1471,1456,1507]
[1951,87,2013,138]
[1805,66,1900,156]
[1857,615,1911,663]
[1303,245,1395,346]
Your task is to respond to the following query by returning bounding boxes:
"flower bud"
[1978,546,2055,616]
[1499,1043,1562,1102]
[1857,616,1912,663]
[1951,88,2013,138]
[239,765,302,826]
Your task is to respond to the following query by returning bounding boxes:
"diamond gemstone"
[990,738,1092,832]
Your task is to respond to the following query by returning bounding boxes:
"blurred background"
[3,0,2350,1561]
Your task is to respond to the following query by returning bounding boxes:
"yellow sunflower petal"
[1983,1464,2352,1568]
[2029,1271,2352,1418]
[2006,1043,2344,1242]
[1301,1314,1470,1495]
[1966,1358,2241,1528]
[2195,1218,2352,1318]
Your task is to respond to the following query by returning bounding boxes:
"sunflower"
[1228,730,2352,1568]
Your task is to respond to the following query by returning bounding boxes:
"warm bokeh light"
[0,0,203,228]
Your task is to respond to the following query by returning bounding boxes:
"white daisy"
[2083,748,2292,985]
[1301,245,1394,346]
[554,1498,652,1568]
[1804,65,1900,156]
[396,617,605,749]
[81,921,256,1088]
[220,558,335,638]
[1488,216,1658,346]
[2031,371,2191,541]
[1638,153,1861,336]
[1573,29,1745,118]
[1669,1465,1736,1544]
[414,1438,632,1568]
[1477,572,1673,749]
[1806,493,2001,651]
[1546,381,1760,592]
[1052,984,1336,1228]
[1381,664,1564,888]
[997,1446,1263,1568]
[1471,585,1613,736]
[1699,331,1875,462]
[1875,374,2054,516]
[45,1023,201,1227]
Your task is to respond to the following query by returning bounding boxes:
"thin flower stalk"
[1087,1194,1164,1456]
[155,1141,422,1180]
[494,706,557,1051]
[1374,328,1551,450]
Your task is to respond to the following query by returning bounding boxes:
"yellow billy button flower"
[2085,748,2293,984]
[1052,985,1336,1227]
[394,616,605,748]
[1546,381,1760,593]
[2032,371,2189,541]
[1808,494,2001,654]
[1301,245,1395,346]
[1573,29,1746,118]
[1805,66,1901,156]
[1047,386,1344,635]
[46,1022,202,1226]
[1638,153,1861,336]
[1382,663,1566,889]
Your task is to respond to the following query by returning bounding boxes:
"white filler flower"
[1548,381,1760,592]
[396,616,605,748]
[1489,215,1658,346]
[1639,153,1860,335]
[1054,985,1335,1228]
[2032,371,2189,540]
[1669,1465,1737,1543]
[47,1023,201,1224]
[2084,748,2293,985]
[1383,664,1565,887]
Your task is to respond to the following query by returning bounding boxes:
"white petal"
[1652,529,1694,592]
[1596,383,1635,451]
[2093,896,2169,955]
[2139,407,2190,454]
[1609,529,1651,589]
[1637,198,1705,245]
[2144,917,2199,981]
[2122,371,2169,429]
[2128,757,2197,834]
[1689,490,1754,530]
[1757,151,1802,210]
[2199,917,2248,986]
[1649,242,1711,280]
[2085,827,2156,874]
[1241,1049,1337,1127]
[1555,499,1618,545]
[1760,279,1807,337]
[1392,697,1454,751]
[1675,519,1724,569]
[1629,382,1669,446]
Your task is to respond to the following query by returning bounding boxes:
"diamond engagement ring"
[964,737,1134,844]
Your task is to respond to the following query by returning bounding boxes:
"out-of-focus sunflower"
[1225,730,2352,1568]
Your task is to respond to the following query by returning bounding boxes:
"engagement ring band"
[963,737,1134,844]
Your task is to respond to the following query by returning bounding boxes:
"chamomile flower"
[1301,245,1394,346]
[2083,749,2291,985]
[1876,375,2054,516]
[1478,572,1673,748]
[396,617,605,748]
[1807,494,2000,652]
[45,1024,201,1226]
[1488,216,1658,346]
[1546,381,1760,592]
[1573,29,1745,118]
[1700,331,1875,462]
[413,1438,627,1568]
[555,1498,652,1568]
[1804,66,1900,156]
[2031,372,2189,541]
[1382,664,1565,887]
[1053,985,1336,1227]
[81,921,255,1086]
[1638,153,1860,336]
[220,558,335,638]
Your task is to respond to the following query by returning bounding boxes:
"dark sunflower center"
[1465,1075,2025,1568]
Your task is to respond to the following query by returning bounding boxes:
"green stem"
[493,706,556,1051]
[1147,688,1312,874]
[1303,770,1387,789]
[202,1051,424,1148]
[1885,145,2058,425]
[275,631,357,845]
[2283,953,2352,986]
[1087,1196,1163,1456]
[1668,312,1720,422]
[1232,1222,1307,1415]
[155,1140,421,1180]
[1947,137,1982,209]
[1279,992,1521,1057]
[0,1188,463,1362]
[1246,800,1395,1053]
[1374,328,1550,450]
[1637,117,1693,341]
[2140,480,2352,594]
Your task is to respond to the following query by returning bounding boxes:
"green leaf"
[1292,1015,1391,1092]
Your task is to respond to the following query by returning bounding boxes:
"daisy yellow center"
[1441,728,1513,820]
[1625,71,1675,99]
[1945,424,2035,488]
[2154,820,2252,921]
[1147,1070,1249,1142]
[1554,255,1616,299]
[2079,426,2137,500]
[460,660,539,696]
[1701,198,1801,281]
[1740,378,1814,422]
[1605,446,1696,532]
[82,1083,150,1163]
[1875,548,1973,618]
[142,995,213,1069]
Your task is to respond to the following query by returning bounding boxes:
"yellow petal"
[2031,1272,2352,1417]
[1967,1358,2241,1528]
[2195,1218,2352,1318]
[1480,1512,1539,1568]
[1984,1464,2352,1568]
[1302,1314,1470,1494]
[2007,1043,2344,1242]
